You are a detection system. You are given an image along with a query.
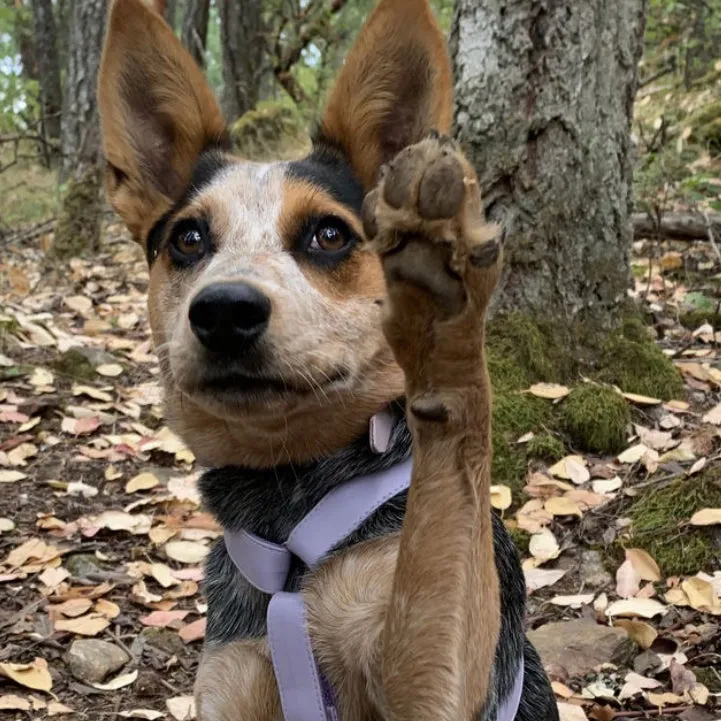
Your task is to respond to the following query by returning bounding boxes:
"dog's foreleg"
[363,135,503,721]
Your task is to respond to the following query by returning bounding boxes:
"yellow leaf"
[0,658,52,692]
[527,383,570,400]
[681,577,717,613]
[548,455,589,484]
[689,508,721,526]
[544,496,582,517]
[165,540,209,565]
[618,444,650,464]
[622,392,661,406]
[613,620,658,649]
[91,670,138,691]
[0,695,31,711]
[0,470,27,484]
[150,563,180,589]
[528,528,560,562]
[490,485,512,511]
[605,598,667,618]
[125,472,160,494]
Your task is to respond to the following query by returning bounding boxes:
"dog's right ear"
[98,0,225,243]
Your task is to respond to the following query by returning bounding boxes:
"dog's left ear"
[98,0,225,243]
[318,0,452,190]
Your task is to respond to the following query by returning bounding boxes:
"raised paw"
[361,134,502,321]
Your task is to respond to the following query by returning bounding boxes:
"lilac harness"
[223,416,525,721]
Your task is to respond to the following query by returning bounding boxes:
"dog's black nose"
[189,282,271,354]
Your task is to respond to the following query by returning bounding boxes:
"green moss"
[526,432,565,462]
[53,164,103,259]
[679,309,721,330]
[692,667,721,693]
[507,527,531,555]
[688,101,721,155]
[628,470,721,575]
[231,102,308,160]
[595,319,684,400]
[52,348,96,381]
[563,384,630,454]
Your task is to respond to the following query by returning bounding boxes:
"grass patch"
[563,384,630,454]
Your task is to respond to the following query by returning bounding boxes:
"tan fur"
[320,0,453,189]
[98,0,225,241]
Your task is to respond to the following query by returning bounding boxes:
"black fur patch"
[145,148,231,265]
[287,143,365,216]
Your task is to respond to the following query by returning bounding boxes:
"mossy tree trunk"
[30,0,62,147]
[218,0,264,121]
[451,0,647,337]
[54,0,106,258]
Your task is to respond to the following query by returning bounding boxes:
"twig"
[612,705,692,719]
[639,59,677,88]
[703,211,721,266]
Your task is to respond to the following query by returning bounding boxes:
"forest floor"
[0,215,721,721]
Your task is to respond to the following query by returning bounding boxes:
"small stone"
[580,550,613,588]
[67,640,129,683]
[141,627,186,656]
[65,554,104,578]
[527,619,628,677]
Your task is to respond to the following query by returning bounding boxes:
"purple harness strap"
[223,415,524,721]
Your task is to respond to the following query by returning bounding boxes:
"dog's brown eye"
[310,221,351,253]
[169,220,211,267]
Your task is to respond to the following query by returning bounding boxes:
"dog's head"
[98,0,452,467]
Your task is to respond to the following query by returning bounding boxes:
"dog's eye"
[169,220,210,266]
[309,219,353,254]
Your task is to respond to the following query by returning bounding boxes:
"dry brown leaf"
[125,472,160,494]
[0,695,31,711]
[625,548,661,582]
[150,563,180,589]
[0,470,27,483]
[54,613,110,636]
[515,499,553,533]
[618,443,651,464]
[178,618,206,644]
[556,702,589,721]
[622,392,661,406]
[95,599,121,619]
[165,540,209,564]
[646,692,685,707]
[689,508,721,526]
[64,296,93,316]
[702,402,721,425]
[47,701,74,716]
[53,598,93,618]
[548,455,590,484]
[0,658,52,692]
[618,672,662,700]
[681,577,719,613]
[612,620,657,649]
[72,385,113,402]
[7,443,38,466]
[544,496,582,518]
[527,383,570,400]
[140,610,190,628]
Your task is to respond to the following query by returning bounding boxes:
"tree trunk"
[30,0,62,144]
[10,0,38,82]
[165,0,177,31]
[181,0,210,68]
[55,0,107,258]
[218,0,264,121]
[451,0,647,338]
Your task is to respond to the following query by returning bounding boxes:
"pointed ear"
[319,0,452,190]
[98,0,225,242]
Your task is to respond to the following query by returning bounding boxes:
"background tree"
[30,0,61,147]
[181,0,211,67]
[54,0,107,258]
[451,0,647,343]
[218,0,264,121]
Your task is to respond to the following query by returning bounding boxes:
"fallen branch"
[633,212,721,241]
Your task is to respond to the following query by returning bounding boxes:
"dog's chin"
[174,367,351,417]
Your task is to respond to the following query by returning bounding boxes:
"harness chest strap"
[223,417,524,721]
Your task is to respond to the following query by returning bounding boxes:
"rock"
[141,627,185,656]
[580,550,613,588]
[65,554,104,578]
[67,640,129,683]
[527,619,628,677]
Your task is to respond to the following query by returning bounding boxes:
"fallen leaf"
[681,577,718,613]
[529,528,560,562]
[647,692,685,707]
[126,472,160,494]
[64,296,93,316]
[95,599,121,619]
[616,559,641,599]
[0,518,16,533]
[688,457,707,475]
[702,402,721,425]
[622,392,661,405]
[524,567,567,592]
[119,711,165,720]
[548,456,590,484]
[61,416,101,436]
[490,485,512,510]
[47,701,74,716]
[0,658,52,692]
[91,670,138,691]
[178,618,206,644]
[94,510,152,535]
[7,443,38,466]
[0,470,27,483]
[165,540,209,564]
[550,593,594,608]
[591,477,622,494]
[151,563,180,589]
[618,672,662,700]
[618,443,651,464]
[54,613,110,636]
[67,481,98,498]
[72,384,113,402]
[612,620,657,649]
[544,496,582,518]
[166,696,196,720]
[557,702,589,721]
[605,598,667,618]
[140,610,190,628]
[29,367,54,388]
[0,695,31,710]
[527,383,570,400]
[96,363,124,377]
[625,548,661,582]
[689,508,721,526]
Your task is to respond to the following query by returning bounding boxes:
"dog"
[97,0,559,719]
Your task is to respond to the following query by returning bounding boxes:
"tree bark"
[30,0,62,144]
[9,0,37,82]
[55,0,106,257]
[165,0,177,31]
[218,0,264,121]
[451,0,647,335]
[181,0,211,68]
